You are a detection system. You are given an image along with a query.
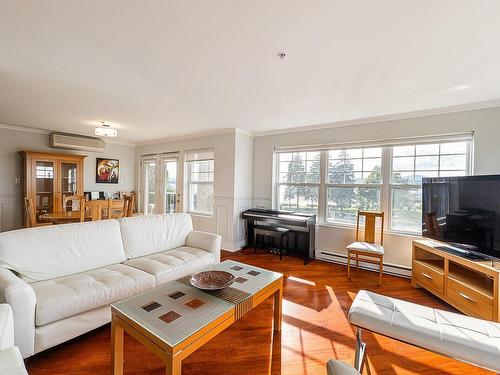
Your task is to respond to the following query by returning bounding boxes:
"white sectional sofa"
[0,213,221,358]
[0,304,28,375]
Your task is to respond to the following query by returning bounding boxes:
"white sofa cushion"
[124,246,215,285]
[0,304,14,350]
[31,264,155,326]
[0,346,28,375]
[0,220,126,282]
[347,242,384,255]
[349,290,500,373]
[118,213,193,259]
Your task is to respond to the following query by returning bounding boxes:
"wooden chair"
[78,198,86,222]
[122,193,135,217]
[347,211,385,286]
[24,197,52,227]
[107,199,125,219]
[24,197,36,228]
[63,195,85,212]
[84,200,107,221]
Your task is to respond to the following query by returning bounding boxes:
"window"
[390,141,469,232]
[276,151,320,214]
[185,150,214,215]
[327,147,382,224]
[273,136,472,233]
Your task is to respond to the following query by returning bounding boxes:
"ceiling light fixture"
[95,121,118,137]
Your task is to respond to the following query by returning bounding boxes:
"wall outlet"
[14,177,21,184]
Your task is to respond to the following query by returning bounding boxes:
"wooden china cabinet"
[19,151,86,227]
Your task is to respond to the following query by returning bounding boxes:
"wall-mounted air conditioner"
[50,133,105,152]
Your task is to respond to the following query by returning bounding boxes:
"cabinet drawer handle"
[458,292,476,303]
[421,272,433,280]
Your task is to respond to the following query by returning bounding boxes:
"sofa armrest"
[0,269,36,358]
[186,231,222,263]
[0,304,14,349]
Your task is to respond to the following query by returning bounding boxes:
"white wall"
[252,107,500,268]
[0,125,136,232]
[233,130,254,249]
[135,131,238,249]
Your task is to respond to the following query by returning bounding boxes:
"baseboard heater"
[315,249,411,279]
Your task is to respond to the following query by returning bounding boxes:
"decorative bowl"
[190,270,235,290]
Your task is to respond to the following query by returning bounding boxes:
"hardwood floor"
[27,249,494,375]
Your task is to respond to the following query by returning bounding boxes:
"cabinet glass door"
[35,161,55,224]
[60,162,78,211]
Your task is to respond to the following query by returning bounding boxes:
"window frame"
[273,136,473,234]
[274,151,322,216]
[185,156,215,216]
[325,147,384,225]
[387,141,473,233]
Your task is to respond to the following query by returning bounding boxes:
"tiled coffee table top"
[111,260,282,348]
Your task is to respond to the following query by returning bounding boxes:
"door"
[141,158,157,215]
[140,154,180,214]
[163,157,178,213]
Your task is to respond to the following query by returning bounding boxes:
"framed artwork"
[96,158,119,184]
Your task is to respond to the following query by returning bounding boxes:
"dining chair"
[78,198,86,222]
[107,199,125,219]
[84,200,106,221]
[347,211,385,286]
[122,193,135,217]
[63,195,85,212]
[24,197,36,228]
[24,197,52,227]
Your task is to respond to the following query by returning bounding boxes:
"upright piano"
[241,208,316,264]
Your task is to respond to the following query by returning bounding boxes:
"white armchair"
[0,304,28,375]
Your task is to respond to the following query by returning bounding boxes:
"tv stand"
[412,240,500,322]
[433,245,489,260]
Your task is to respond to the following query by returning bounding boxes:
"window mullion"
[381,147,391,231]
[318,151,327,223]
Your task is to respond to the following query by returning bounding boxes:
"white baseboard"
[221,239,246,252]
[315,249,411,278]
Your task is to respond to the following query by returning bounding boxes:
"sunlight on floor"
[281,295,355,375]
[287,275,316,286]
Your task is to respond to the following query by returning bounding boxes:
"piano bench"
[254,225,290,260]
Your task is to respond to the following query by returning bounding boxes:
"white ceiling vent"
[50,133,105,152]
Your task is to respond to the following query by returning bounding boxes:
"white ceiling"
[1,1,500,144]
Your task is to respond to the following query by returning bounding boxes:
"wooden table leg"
[166,355,182,375]
[273,281,283,332]
[111,318,124,375]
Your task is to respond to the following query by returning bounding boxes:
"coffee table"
[111,260,283,375]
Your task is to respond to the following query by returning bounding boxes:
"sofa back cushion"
[118,213,193,259]
[0,220,126,282]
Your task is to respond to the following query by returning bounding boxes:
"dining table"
[40,210,142,224]
[39,210,91,224]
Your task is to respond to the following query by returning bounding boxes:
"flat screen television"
[422,174,500,260]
